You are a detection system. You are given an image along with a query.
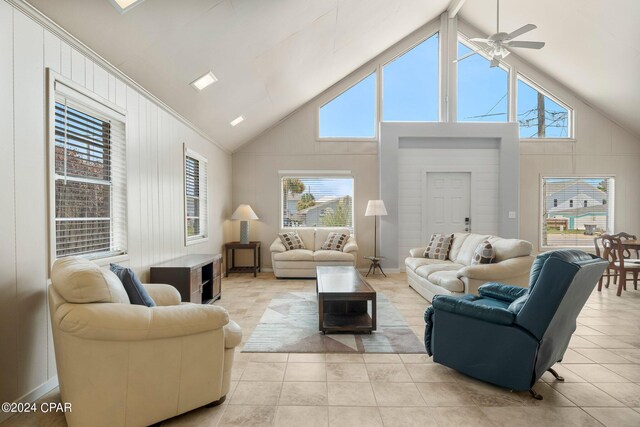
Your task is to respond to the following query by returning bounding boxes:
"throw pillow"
[279,231,306,250]
[471,240,496,265]
[423,234,454,260]
[110,264,156,307]
[321,232,349,251]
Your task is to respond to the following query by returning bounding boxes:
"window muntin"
[281,176,354,229]
[542,177,613,247]
[185,149,208,242]
[382,33,439,122]
[457,40,509,122]
[518,76,571,138]
[53,94,127,259]
[319,73,376,139]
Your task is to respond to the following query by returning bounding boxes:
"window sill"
[186,237,209,247]
[89,253,130,267]
[316,137,378,143]
[520,138,576,143]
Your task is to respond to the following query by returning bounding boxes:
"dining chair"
[595,235,617,290]
[601,235,640,296]
[612,232,640,259]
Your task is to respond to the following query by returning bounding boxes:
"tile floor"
[3,273,640,426]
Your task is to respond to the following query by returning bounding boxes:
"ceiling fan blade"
[507,24,537,39]
[506,40,545,49]
[453,50,478,63]
[490,58,500,68]
[469,38,490,44]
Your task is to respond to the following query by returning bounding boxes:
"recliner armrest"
[432,295,516,325]
[478,282,528,303]
[270,238,286,253]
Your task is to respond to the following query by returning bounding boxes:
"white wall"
[0,1,232,410]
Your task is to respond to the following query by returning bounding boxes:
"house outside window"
[542,177,614,247]
[281,176,354,229]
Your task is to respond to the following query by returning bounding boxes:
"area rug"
[242,292,426,353]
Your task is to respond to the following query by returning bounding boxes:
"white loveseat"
[270,227,358,278]
[405,233,534,302]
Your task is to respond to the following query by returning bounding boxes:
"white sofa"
[405,233,534,302]
[270,227,358,278]
[48,257,242,427]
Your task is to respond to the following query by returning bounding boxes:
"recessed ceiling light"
[230,116,245,127]
[109,0,145,14]
[190,71,218,91]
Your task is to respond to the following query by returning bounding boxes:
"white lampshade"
[365,200,388,217]
[231,204,259,221]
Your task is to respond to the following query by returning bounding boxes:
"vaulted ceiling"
[27,0,640,151]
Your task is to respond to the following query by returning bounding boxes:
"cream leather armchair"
[48,257,242,427]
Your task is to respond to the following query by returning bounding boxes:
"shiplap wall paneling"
[0,0,18,405]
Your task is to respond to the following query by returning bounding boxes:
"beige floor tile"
[378,407,438,426]
[217,405,276,427]
[244,353,289,363]
[287,353,326,363]
[575,348,632,363]
[328,406,383,427]
[162,403,227,426]
[325,353,364,363]
[274,406,328,427]
[284,362,326,382]
[365,363,412,382]
[415,382,475,406]
[550,383,625,407]
[229,381,282,406]
[593,382,640,407]
[562,364,629,383]
[561,349,595,363]
[327,382,377,406]
[405,363,454,382]
[363,354,402,364]
[518,383,575,407]
[583,335,638,349]
[433,407,495,427]
[540,365,587,383]
[370,382,425,406]
[278,382,328,406]
[399,353,433,364]
[601,364,640,382]
[568,335,602,349]
[574,325,605,336]
[326,363,370,382]
[478,407,534,426]
[611,349,640,363]
[583,407,640,427]
[240,362,287,381]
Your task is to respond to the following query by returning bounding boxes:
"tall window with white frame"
[281,176,354,229]
[184,148,208,243]
[52,82,127,259]
[541,177,614,248]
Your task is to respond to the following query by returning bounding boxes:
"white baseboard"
[0,376,59,423]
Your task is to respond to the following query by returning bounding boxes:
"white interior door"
[424,172,471,239]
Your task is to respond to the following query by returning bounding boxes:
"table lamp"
[365,200,387,258]
[231,204,258,244]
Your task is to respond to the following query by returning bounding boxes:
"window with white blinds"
[281,176,354,229]
[541,177,614,247]
[184,148,208,242]
[52,82,127,260]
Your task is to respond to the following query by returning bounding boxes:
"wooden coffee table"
[316,266,377,334]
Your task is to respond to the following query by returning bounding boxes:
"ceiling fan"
[455,0,545,67]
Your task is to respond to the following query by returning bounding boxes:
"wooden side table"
[225,241,261,277]
[364,256,386,277]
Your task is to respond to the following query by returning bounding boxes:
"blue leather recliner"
[424,250,607,397]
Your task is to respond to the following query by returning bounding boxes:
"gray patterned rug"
[243,292,426,353]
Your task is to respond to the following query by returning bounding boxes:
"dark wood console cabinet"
[150,254,221,304]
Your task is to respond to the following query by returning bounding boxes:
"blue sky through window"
[383,33,439,121]
[457,42,508,122]
[518,78,569,138]
[319,73,376,138]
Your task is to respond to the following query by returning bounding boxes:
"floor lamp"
[365,200,387,276]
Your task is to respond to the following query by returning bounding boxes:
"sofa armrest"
[432,295,516,325]
[457,256,535,281]
[56,303,229,341]
[142,283,181,306]
[409,247,427,258]
[343,236,358,254]
[224,320,243,349]
[478,282,529,303]
[270,238,286,253]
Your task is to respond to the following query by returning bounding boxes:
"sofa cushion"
[273,249,315,261]
[448,233,469,261]
[491,239,533,262]
[313,250,355,262]
[424,234,454,260]
[51,257,130,304]
[279,231,306,250]
[454,234,492,265]
[415,263,464,280]
[426,270,465,293]
[321,232,349,251]
[314,228,351,250]
[110,264,156,307]
[471,241,496,265]
[405,257,452,272]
